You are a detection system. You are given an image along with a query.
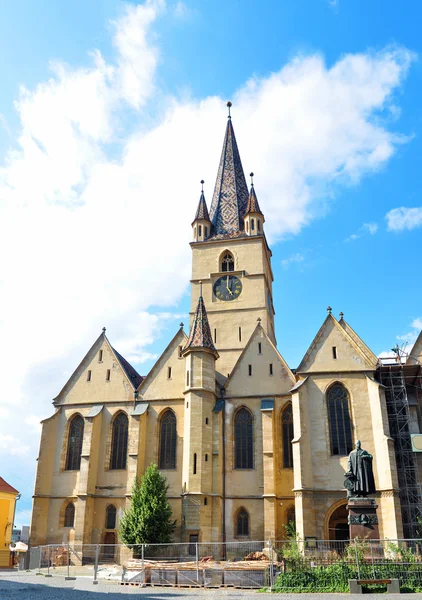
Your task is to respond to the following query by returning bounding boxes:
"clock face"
[213,275,242,301]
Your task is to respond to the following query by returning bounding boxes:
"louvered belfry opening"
[327,383,353,456]
[282,403,294,468]
[65,415,84,470]
[159,409,177,470]
[110,412,128,470]
[234,408,253,469]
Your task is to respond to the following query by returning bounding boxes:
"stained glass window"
[64,502,75,527]
[106,505,116,529]
[237,509,249,536]
[65,415,84,470]
[110,413,128,470]
[328,383,353,456]
[282,404,294,468]
[159,410,177,469]
[234,408,253,469]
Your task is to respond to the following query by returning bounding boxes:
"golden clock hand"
[226,275,233,295]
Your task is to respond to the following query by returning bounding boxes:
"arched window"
[159,410,177,469]
[221,252,234,272]
[234,408,253,469]
[64,502,75,528]
[65,415,84,470]
[110,412,128,470]
[105,505,117,529]
[327,383,353,456]
[282,404,294,468]
[237,508,249,536]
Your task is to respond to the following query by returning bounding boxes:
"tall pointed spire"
[209,102,249,236]
[183,288,218,357]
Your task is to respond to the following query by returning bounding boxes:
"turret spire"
[192,181,210,223]
[245,173,263,216]
[209,103,249,236]
[183,293,218,357]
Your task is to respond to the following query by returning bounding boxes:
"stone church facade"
[30,109,422,548]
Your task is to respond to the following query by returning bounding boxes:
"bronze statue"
[344,440,376,498]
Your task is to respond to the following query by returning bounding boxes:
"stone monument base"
[347,497,379,540]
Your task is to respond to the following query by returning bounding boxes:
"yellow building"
[0,477,19,568]
[30,108,422,548]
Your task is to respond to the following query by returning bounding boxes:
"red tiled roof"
[0,477,19,495]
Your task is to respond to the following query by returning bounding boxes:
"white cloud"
[0,434,30,457]
[393,317,422,352]
[281,253,305,268]
[386,206,422,231]
[346,221,378,241]
[0,1,415,485]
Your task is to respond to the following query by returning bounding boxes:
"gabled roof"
[224,321,295,395]
[245,184,263,216]
[297,312,378,373]
[112,347,143,388]
[53,329,143,403]
[209,117,249,236]
[192,190,210,224]
[0,477,19,495]
[183,295,218,356]
[338,316,377,365]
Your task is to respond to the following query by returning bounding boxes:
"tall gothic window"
[110,412,128,470]
[65,415,84,470]
[237,508,249,536]
[64,502,75,527]
[221,252,234,272]
[105,505,117,529]
[327,383,353,456]
[234,408,253,469]
[159,409,177,469]
[282,404,294,468]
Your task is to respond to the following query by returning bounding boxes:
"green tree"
[119,463,176,545]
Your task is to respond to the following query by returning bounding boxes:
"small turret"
[192,180,211,242]
[244,172,264,236]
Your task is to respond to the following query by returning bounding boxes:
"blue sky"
[0,0,421,526]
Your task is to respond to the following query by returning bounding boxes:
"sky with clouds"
[0,0,421,526]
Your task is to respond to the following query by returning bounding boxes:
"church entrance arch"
[326,501,349,542]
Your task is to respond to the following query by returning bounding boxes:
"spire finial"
[327,306,332,315]
[102,327,106,333]
[180,322,184,328]
[201,179,204,192]
[227,101,232,118]
[257,317,261,323]
[339,312,344,320]
[250,172,254,187]
[199,280,203,297]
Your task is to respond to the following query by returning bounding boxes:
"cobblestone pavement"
[0,571,415,600]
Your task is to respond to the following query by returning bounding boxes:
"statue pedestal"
[347,498,379,540]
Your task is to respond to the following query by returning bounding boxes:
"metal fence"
[24,539,422,591]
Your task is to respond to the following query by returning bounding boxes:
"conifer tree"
[119,463,176,546]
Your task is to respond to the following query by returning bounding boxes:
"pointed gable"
[209,116,249,236]
[53,330,143,405]
[338,316,377,366]
[138,327,187,401]
[297,313,377,373]
[225,323,295,397]
[407,329,422,365]
[245,184,263,216]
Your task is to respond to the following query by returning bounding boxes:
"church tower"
[190,103,275,376]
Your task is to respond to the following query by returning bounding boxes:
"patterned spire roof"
[209,118,249,235]
[192,190,210,223]
[245,184,263,216]
[184,295,218,356]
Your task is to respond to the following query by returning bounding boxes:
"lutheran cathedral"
[30,106,422,548]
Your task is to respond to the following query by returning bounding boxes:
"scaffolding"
[377,354,422,539]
